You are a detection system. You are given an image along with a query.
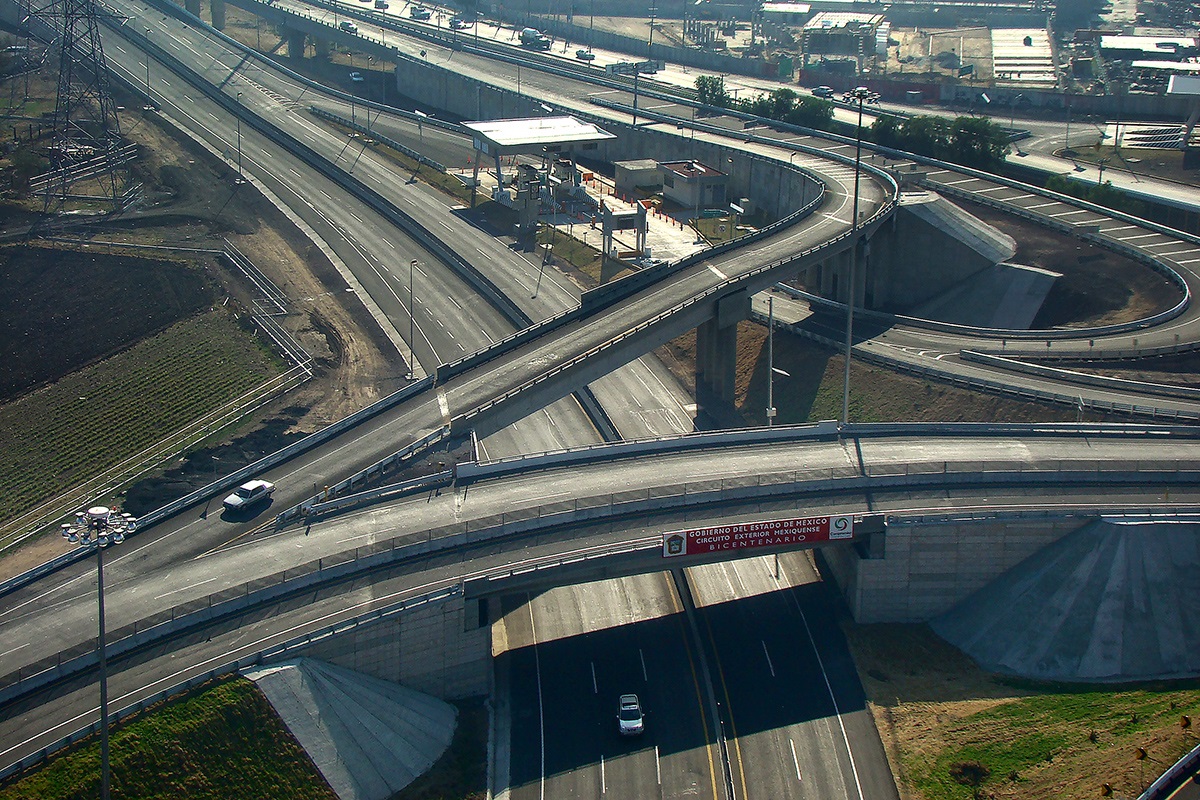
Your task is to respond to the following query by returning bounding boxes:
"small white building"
[659,160,728,212]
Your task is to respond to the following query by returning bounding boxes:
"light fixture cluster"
[61,506,137,547]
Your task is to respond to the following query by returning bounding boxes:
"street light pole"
[144,29,151,108]
[61,506,137,800]
[766,295,776,426]
[408,259,417,378]
[236,91,243,182]
[841,86,870,427]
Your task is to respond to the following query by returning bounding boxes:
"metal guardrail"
[5,450,1198,707]
[308,106,447,173]
[770,309,1200,422]
[1138,741,1200,800]
[275,425,451,525]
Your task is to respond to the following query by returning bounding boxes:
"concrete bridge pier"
[313,37,332,62]
[285,27,307,59]
[695,290,749,428]
[210,0,225,30]
[184,0,200,16]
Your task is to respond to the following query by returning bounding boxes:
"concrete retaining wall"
[823,516,1087,623]
[298,596,489,699]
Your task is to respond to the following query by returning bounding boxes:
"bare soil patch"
[958,199,1182,329]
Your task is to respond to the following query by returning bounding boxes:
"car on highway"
[409,5,431,19]
[350,71,365,82]
[617,694,644,736]
[812,85,834,98]
[339,20,358,32]
[223,480,275,512]
[449,16,469,28]
[575,48,595,61]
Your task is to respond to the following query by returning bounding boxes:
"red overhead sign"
[662,515,854,558]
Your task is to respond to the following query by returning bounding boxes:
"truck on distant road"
[519,27,552,49]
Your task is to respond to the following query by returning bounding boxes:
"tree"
[694,75,728,108]
[949,116,1009,170]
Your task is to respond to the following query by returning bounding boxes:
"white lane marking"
[640,648,648,682]
[288,168,302,178]
[154,576,217,600]
[591,661,598,694]
[1175,257,1200,264]
[475,247,493,260]
[762,640,776,677]
[349,211,362,223]
[655,745,662,785]
[708,264,727,280]
[448,296,462,309]
[1119,233,1160,241]
[1025,201,1059,210]
[600,754,606,794]
[790,738,802,782]
[795,598,866,799]
[438,220,451,231]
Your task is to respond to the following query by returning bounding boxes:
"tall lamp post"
[144,29,152,109]
[235,91,244,183]
[841,85,871,427]
[61,506,137,800]
[408,259,417,378]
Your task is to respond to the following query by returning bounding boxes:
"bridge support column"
[184,0,200,16]
[313,37,332,62]
[210,0,226,30]
[285,28,306,59]
[694,290,749,428]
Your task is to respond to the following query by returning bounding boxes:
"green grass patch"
[0,310,282,523]
[0,677,337,800]
[908,687,1200,799]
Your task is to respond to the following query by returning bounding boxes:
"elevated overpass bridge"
[2,423,1199,778]
[7,0,1200,785]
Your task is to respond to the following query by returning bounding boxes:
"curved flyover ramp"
[932,518,1200,682]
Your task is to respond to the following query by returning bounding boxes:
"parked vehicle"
[409,6,431,19]
[222,480,275,512]
[812,85,834,98]
[575,48,595,61]
[374,0,389,9]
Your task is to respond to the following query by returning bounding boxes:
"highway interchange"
[4,0,1200,796]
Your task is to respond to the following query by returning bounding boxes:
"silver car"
[223,480,275,512]
[617,694,644,736]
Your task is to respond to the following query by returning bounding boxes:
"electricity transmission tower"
[27,0,126,215]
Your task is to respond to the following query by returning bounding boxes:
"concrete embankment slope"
[932,519,1200,682]
[244,658,457,800]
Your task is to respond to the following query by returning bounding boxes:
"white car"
[339,20,358,32]
[223,480,275,512]
[617,694,644,736]
[575,48,596,61]
[350,71,365,82]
